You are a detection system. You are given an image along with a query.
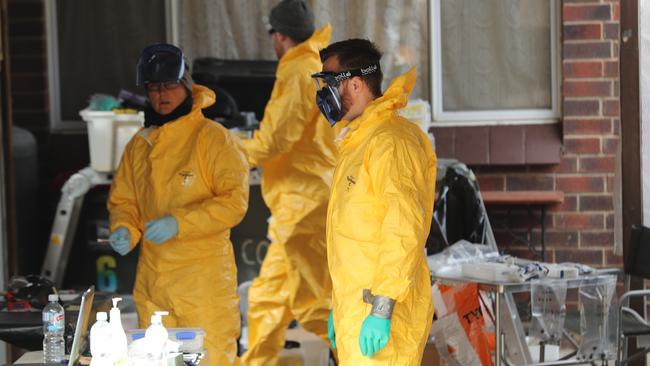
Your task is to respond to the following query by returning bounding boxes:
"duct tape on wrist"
[362,289,396,319]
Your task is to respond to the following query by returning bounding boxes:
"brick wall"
[7,0,48,141]
[475,0,621,269]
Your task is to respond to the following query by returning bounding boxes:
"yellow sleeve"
[172,128,250,239]
[369,136,437,302]
[107,140,142,248]
[243,73,314,167]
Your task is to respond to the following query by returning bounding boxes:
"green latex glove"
[328,311,336,349]
[359,315,391,357]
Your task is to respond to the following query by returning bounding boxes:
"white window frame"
[429,0,561,127]
[45,0,180,131]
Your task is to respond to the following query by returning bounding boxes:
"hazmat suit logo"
[179,171,195,187]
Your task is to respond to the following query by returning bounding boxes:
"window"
[46,0,175,130]
[430,0,560,126]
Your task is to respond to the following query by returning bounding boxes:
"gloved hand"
[328,311,336,349]
[359,315,391,358]
[144,215,178,244]
[109,227,131,256]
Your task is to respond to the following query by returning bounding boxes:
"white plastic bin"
[79,109,144,172]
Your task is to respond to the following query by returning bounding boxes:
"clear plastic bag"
[428,240,499,276]
[529,279,567,361]
[432,283,494,366]
[577,275,617,362]
[431,313,483,366]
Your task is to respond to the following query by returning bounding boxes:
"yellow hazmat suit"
[242,25,337,366]
[327,69,436,365]
[108,85,249,366]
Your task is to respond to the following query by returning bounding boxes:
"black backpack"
[426,163,487,255]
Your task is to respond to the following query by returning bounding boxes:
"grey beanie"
[269,0,315,43]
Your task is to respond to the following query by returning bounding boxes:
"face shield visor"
[311,63,380,126]
[136,43,186,86]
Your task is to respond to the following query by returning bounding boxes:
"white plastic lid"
[111,297,122,308]
[96,312,107,321]
[48,294,59,302]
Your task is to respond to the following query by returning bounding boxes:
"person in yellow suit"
[107,43,249,366]
[241,1,337,365]
[312,39,437,365]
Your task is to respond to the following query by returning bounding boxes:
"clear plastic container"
[127,328,206,353]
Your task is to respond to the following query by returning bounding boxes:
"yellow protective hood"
[343,68,416,134]
[278,24,331,70]
[191,83,217,110]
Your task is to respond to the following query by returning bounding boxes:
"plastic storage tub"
[79,109,144,173]
[126,328,205,353]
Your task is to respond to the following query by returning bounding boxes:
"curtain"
[440,0,551,111]
[177,0,429,100]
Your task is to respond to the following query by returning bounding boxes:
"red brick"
[563,80,611,97]
[554,249,603,266]
[603,23,619,40]
[563,4,611,22]
[564,137,601,154]
[604,61,619,77]
[8,37,45,57]
[579,156,615,173]
[489,211,552,230]
[563,61,602,78]
[10,74,46,92]
[613,118,620,134]
[530,230,579,246]
[605,254,623,268]
[12,110,49,126]
[556,176,604,193]
[551,194,578,212]
[581,231,615,247]
[564,42,612,60]
[558,157,578,173]
[10,56,45,74]
[502,248,548,262]
[563,118,612,135]
[477,175,504,191]
[613,2,620,21]
[564,24,602,40]
[7,1,44,19]
[8,20,45,37]
[606,213,615,229]
[579,195,613,211]
[604,100,620,116]
[555,213,604,229]
[602,137,618,154]
[606,175,616,193]
[563,100,600,117]
[506,176,554,191]
[11,93,47,110]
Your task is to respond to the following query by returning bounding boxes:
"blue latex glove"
[144,215,178,244]
[328,311,336,349]
[359,315,391,358]
[109,227,131,256]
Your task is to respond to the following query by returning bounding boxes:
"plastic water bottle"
[42,294,65,363]
[89,312,112,366]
